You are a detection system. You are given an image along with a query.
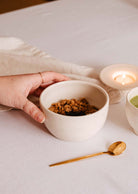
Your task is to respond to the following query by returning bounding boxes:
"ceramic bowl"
[126,87,138,135]
[40,80,109,141]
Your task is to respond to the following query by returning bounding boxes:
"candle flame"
[113,71,136,85]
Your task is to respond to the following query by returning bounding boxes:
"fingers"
[29,72,70,94]
[33,87,43,97]
[23,99,45,123]
[39,72,70,85]
[39,81,55,88]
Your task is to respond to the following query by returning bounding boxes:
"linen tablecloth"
[0,0,138,194]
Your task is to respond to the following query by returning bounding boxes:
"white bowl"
[126,87,138,135]
[40,80,109,141]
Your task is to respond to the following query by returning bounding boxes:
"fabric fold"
[0,37,124,112]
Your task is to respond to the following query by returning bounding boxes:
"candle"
[100,64,138,90]
[113,71,136,85]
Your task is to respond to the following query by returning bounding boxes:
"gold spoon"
[49,141,126,167]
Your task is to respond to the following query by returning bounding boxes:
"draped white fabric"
[0,37,124,112]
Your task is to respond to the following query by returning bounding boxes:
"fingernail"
[40,117,45,123]
[38,114,45,123]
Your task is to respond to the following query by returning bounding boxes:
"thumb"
[22,99,45,123]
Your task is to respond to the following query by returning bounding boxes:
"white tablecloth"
[0,1,138,194]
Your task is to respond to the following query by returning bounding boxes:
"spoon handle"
[49,151,108,167]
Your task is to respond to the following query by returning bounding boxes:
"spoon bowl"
[108,141,126,155]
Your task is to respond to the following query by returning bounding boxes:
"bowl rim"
[40,80,109,118]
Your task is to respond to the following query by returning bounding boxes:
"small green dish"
[130,95,138,108]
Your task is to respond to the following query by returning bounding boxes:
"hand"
[0,72,69,123]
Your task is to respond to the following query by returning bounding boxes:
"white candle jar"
[100,64,138,90]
